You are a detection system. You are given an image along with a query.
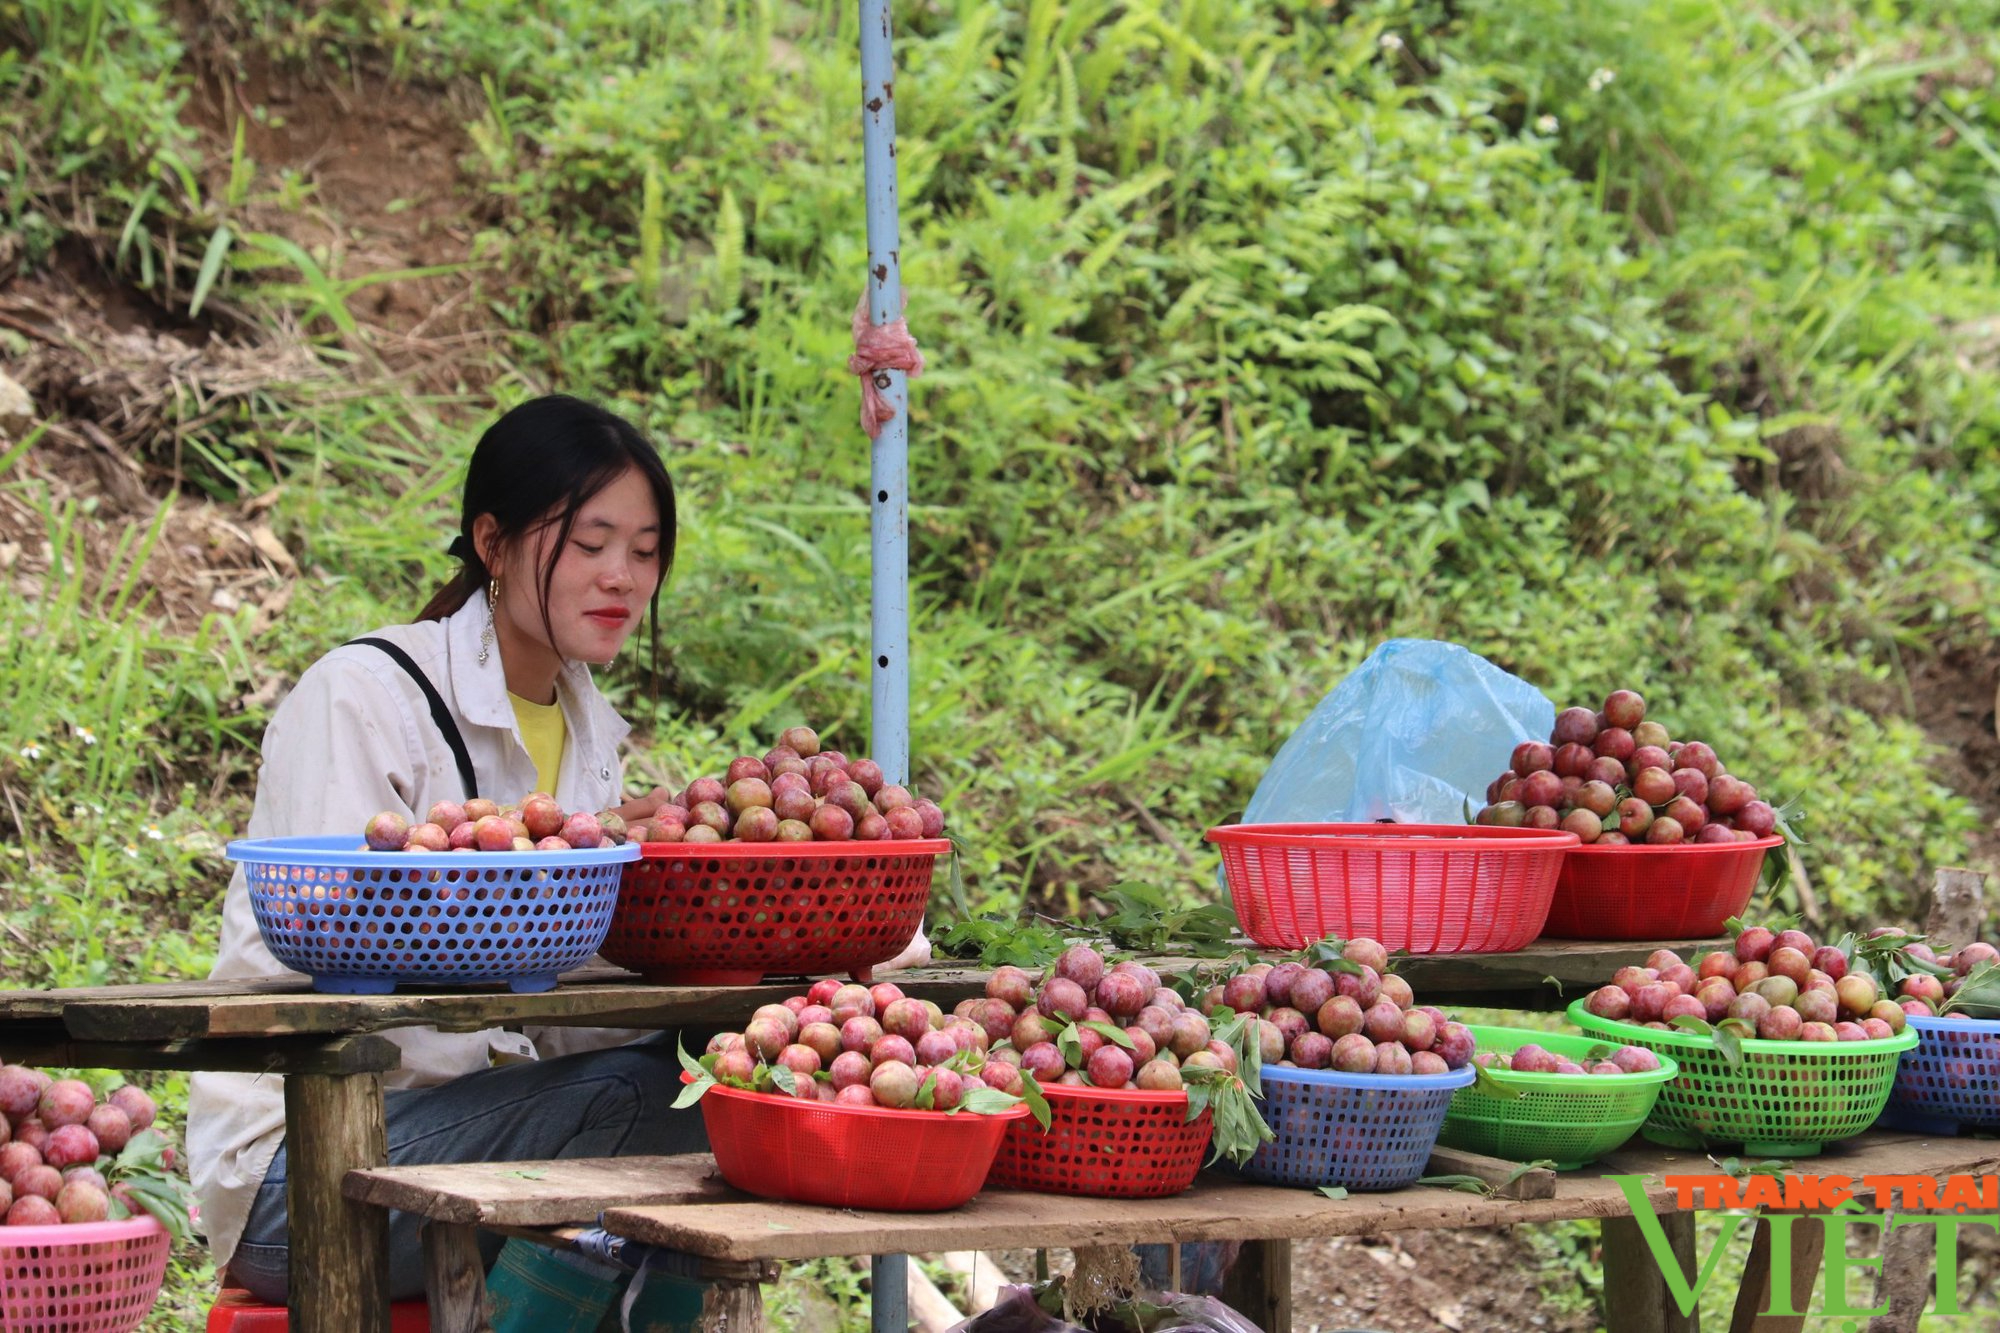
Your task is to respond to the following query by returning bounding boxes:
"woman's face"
[485,465,664,666]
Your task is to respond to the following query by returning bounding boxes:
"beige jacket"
[188,590,644,1271]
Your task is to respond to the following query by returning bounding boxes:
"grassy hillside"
[3,0,1999,1323]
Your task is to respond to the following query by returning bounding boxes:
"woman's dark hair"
[417,394,677,684]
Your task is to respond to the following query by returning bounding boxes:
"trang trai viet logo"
[1610,1172,2000,1325]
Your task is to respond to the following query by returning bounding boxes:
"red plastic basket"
[603,838,948,984]
[1540,837,1781,939]
[694,1078,1026,1211]
[1204,823,1576,953]
[0,1216,170,1333]
[985,1083,1213,1199]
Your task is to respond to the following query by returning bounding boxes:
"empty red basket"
[1205,823,1576,953]
[1540,837,1781,939]
[603,838,948,984]
[696,1079,1026,1211]
[986,1083,1213,1198]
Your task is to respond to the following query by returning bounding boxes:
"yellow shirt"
[508,691,567,798]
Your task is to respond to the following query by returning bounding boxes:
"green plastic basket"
[1567,998,1920,1157]
[1438,1026,1678,1170]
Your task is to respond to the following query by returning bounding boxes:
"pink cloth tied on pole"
[848,291,925,440]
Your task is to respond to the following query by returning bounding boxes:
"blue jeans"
[231,1035,709,1305]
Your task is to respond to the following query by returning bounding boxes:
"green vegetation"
[3,0,1997,1325]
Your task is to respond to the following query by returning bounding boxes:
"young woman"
[189,395,707,1330]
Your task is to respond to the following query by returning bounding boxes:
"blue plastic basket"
[1236,1063,1475,1191]
[1880,1014,2000,1135]
[227,835,639,994]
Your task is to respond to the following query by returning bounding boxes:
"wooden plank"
[286,1072,390,1333]
[1220,1238,1290,1332]
[597,1130,2000,1264]
[344,1155,736,1226]
[5,938,1719,1042]
[422,1222,493,1333]
[1424,1146,1557,1200]
[1729,1214,1823,1333]
[602,1170,1684,1262]
[54,978,811,1042]
[1603,1208,1700,1333]
[477,1224,778,1284]
[0,1027,402,1075]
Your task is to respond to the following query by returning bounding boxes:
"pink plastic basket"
[1205,823,1575,953]
[0,1216,170,1333]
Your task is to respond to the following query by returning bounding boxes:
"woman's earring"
[478,577,499,666]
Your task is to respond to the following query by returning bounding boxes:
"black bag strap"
[343,637,479,801]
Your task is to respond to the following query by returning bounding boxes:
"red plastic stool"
[207,1288,432,1332]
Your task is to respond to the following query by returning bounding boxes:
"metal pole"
[861,0,909,793]
[860,3,911,1327]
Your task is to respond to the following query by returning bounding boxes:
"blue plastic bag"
[1242,639,1552,826]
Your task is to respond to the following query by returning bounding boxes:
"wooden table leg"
[1867,1212,1934,1332]
[422,1221,492,1333]
[1221,1238,1291,1331]
[1728,1215,1824,1333]
[698,1279,766,1331]
[285,1070,390,1333]
[1604,1211,1702,1333]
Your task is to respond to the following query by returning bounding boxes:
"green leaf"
[676,1037,707,1081]
[1541,974,1566,998]
[1056,1022,1083,1069]
[188,225,233,318]
[1083,1021,1135,1049]
[1318,1186,1349,1200]
[1190,1068,1274,1167]
[1504,1160,1558,1186]
[769,1065,798,1096]
[1471,1062,1527,1100]
[1940,960,2000,1019]
[1712,1023,1745,1071]
[672,1074,715,1109]
[1418,1173,1493,1195]
[1018,1071,1052,1131]
[915,1068,939,1110]
[956,1087,1025,1118]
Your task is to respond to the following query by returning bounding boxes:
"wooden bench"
[347,1130,2000,1333]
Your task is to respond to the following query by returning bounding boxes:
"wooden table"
[349,1131,2000,1333]
[0,937,1713,1333]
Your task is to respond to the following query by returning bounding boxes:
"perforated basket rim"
[226,834,641,870]
[0,1214,169,1248]
[1462,1024,1679,1086]
[1257,1063,1476,1094]
[1905,1012,2000,1033]
[1035,1082,1191,1111]
[690,1074,1033,1126]
[635,837,950,859]
[1205,822,1578,852]
[1566,998,1921,1057]
[1563,835,1784,858]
